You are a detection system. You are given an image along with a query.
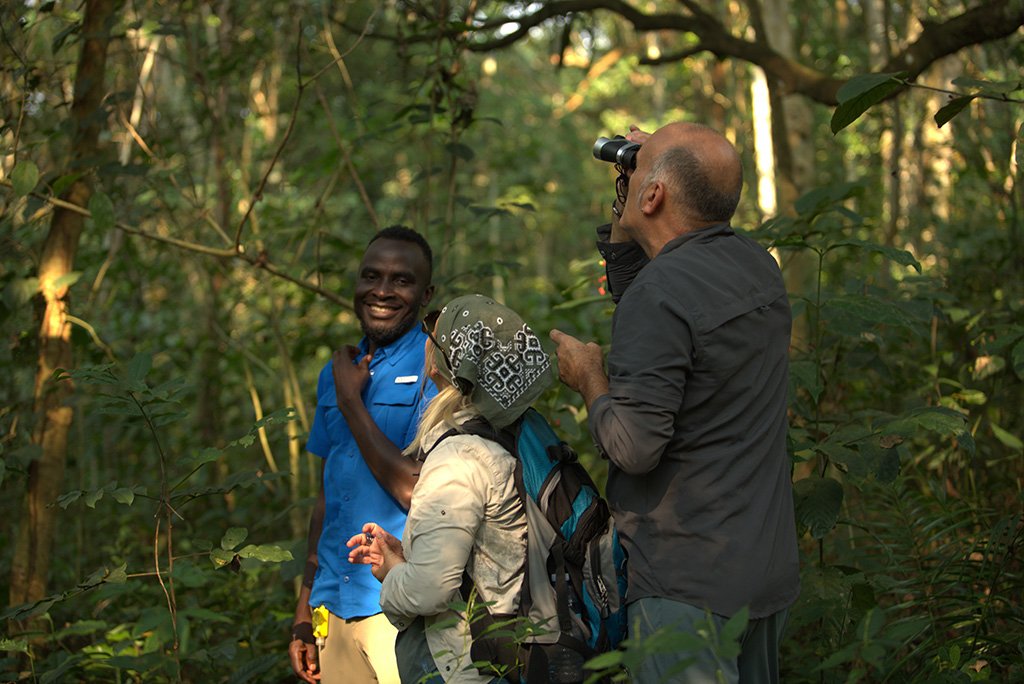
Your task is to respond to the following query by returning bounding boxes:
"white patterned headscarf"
[432,294,553,429]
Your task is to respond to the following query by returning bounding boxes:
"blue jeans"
[628,598,789,684]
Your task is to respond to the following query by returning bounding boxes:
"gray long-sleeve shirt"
[590,222,800,618]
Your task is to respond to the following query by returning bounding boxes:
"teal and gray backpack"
[428,408,628,683]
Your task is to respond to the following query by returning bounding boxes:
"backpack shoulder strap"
[415,427,460,462]
[452,415,519,456]
[417,415,521,461]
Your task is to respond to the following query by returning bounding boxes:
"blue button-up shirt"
[306,324,436,619]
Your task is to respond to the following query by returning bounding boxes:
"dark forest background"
[1,1,1022,682]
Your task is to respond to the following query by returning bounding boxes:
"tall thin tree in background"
[10,0,124,626]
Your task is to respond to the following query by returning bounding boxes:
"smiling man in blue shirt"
[289,226,437,684]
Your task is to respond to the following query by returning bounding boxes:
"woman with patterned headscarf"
[347,294,554,683]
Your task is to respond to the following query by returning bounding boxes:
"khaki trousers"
[318,611,400,684]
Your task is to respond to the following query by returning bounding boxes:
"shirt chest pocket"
[694,290,788,377]
[370,381,423,445]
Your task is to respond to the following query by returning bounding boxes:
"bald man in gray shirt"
[551,122,799,684]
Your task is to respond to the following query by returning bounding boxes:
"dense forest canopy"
[1,1,1021,682]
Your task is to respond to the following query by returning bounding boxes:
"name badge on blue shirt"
[395,375,419,384]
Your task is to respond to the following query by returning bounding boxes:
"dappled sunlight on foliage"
[1,0,1021,681]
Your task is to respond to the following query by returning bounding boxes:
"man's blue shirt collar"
[358,321,427,367]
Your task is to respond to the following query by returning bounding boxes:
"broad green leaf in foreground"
[832,72,907,133]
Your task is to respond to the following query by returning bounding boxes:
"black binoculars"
[593,135,640,170]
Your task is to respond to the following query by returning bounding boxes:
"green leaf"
[972,354,1005,381]
[885,406,967,436]
[990,422,1023,451]
[57,490,83,509]
[220,527,248,551]
[233,433,257,448]
[97,403,145,418]
[552,295,608,311]
[815,442,859,469]
[720,605,749,644]
[883,406,973,456]
[226,653,280,684]
[827,238,922,272]
[79,563,128,588]
[131,606,172,638]
[125,351,152,387]
[1008,338,1024,380]
[88,191,115,231]
[872,443,900,482]
[40,654,84,683]
[0,637,30,654]
[446,141,475,161]
[4,276,39,310]
[182,447,224,467]
[84,486,107,508]
[237,543,294,563]
[112,487,136,505]
[934,95,975,128]
[790,360,824,405]
[954,389,987,406]
[1016,124,1024,176]
[957,429,976,457]
[179,607,233,623]
[584,650,624,670]
[11,160,40,196]
[251,407,298,431]
[52,271,82,290]
[106,563,128,584]
[832,73,907,134]
[51,20,80,53]
[850,582,876,612]
[951,76,1023,94]
[209,548,236,569]
[171,559,210,588]
[823,295,920,333]
[67,362,119,385]
[51,171,84,196]
[0,596,58,622]
[793,477,844,539]
[152,411,188,427]
[841,441,901,482]
[792,182,864,217]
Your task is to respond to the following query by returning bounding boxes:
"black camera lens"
[593,136,641,170]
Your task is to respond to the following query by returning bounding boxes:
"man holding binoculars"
[551,122,800,684]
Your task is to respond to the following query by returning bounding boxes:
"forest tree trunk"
[10,0,123,626]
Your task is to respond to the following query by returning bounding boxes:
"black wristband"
[292,621,314,644]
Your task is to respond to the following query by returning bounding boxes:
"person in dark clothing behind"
[550,122,800,684]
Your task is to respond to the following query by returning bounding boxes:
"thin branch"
[0,179,353,309]
[138,387,180,671]
[897,79,1024,104]
[242,359,280,476]
[233,21,303,248]
[0,15,29,167]
[65,315,117,362]
[232,7,377,249]
[640,44,705,66]
[344,0,1024,107]
[314,83,379,227]
[309,3,380,83]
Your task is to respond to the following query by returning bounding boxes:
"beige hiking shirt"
[379,413,527,682]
